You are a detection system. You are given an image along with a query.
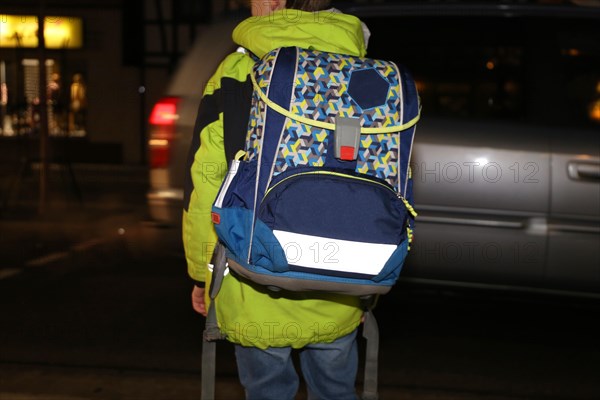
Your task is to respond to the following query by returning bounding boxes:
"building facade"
[0,0,226,165]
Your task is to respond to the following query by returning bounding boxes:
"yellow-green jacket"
[182,9,367,349]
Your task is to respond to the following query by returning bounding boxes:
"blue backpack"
[211,46,420,296]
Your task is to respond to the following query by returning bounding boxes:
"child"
[184,1,371,398]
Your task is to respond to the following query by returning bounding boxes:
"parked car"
[147,1,600,296]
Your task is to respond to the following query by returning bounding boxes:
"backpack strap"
[222,77,253,162]
[361,309,380,400]
[201,305,218,400]
[220,47,257,163]
[360,295,380,400]
[201,243,228,400]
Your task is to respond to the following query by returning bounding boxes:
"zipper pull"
[398,194,417,218]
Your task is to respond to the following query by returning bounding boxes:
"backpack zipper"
[263,171,397,199]
[263,171,418,218]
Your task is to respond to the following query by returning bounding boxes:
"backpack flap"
[248,47,420,194]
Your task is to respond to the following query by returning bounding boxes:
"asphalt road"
[1,202,600,399]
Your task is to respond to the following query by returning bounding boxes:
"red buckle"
[211,212,221,225]
[340,146,355,161]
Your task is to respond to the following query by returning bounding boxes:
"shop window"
[0,58,87,137]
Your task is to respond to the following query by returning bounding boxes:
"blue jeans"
[234,329,358,400]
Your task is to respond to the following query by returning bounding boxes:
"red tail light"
[149,97,180,168]
[149,97,179,126]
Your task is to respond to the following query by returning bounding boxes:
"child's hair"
[286,0,332,11]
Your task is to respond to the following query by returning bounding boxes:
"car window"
[363,15,600,129]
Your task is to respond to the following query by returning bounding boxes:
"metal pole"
[38,0,49,215]
[139,66,146,165]
[139,0,147,165]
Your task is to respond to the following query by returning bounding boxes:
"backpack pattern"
[275,120,328,173]
[263,50,405,184]
[293,49,402,127]
[245,92,265,162]
[357,133,399,188]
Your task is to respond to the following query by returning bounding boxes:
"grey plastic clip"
[209,243,227,300]
[334,117,361,161]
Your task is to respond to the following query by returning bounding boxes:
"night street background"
[1,1,600,398]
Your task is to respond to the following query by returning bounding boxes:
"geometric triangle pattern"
[274,119,329,175]
[249,47,407,190]
[356,133,399,188]
[245,91,266,162]
[291,48,401,128]
[246,51,278,162]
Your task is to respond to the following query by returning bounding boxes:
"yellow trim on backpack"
[264,170,399,200]
[250,72,420,134]
[234,150,247,161]
[400,197,418,219]
[407,227,414,251]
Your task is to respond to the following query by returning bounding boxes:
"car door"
[543,17,600,293]
[547,129,600,293]
[407,119,550,287]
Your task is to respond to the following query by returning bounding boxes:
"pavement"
[0,161,213,400]
[0,162,150,279]
[0,161,149,218]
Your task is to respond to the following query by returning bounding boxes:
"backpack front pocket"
[256,170,409,279]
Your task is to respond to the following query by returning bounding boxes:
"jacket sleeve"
[182,51,253,284]
[182,67,227,284]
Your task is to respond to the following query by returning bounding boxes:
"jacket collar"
[232,9,367,58]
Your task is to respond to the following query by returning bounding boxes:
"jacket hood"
[232,9,367,58]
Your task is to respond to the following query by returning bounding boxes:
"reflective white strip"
[273,230,396,276]
[214,159,240,208]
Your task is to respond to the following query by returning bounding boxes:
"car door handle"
[567,161,600,181]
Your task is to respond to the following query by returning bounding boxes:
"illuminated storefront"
[0,15,83,49]
[0,15,86,137]
[1,1,219,165]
